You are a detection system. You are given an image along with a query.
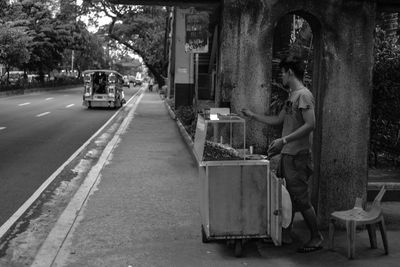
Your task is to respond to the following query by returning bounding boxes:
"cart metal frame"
[194,114,283,257]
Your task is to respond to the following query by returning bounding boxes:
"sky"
[76,0,112,33]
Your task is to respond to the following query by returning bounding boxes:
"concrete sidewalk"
[31,92,400,267]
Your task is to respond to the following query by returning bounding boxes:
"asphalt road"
[0,86,138,226]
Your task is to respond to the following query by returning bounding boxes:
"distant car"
[27,74,39,83]
[122,75,129,87]
[127,75,135,86]
[8,71,24,84]
[134,79,143,86]
[82,69,126,109]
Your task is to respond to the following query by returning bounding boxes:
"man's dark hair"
[279,56,306,81]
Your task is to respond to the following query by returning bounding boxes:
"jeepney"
[82,69,126,109]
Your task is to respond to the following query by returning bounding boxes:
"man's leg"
[282,225,294,244]
[283,153,323,251]
[301,206,323,247]
[277,155,294,244]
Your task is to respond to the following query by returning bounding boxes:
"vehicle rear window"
[109,74,116,83]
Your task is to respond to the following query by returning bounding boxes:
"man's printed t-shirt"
[281,87,315,155]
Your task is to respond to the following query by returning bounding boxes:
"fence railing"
[0,78,82,92]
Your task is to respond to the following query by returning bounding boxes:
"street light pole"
[71,50,75,76]
[194,53,199,113]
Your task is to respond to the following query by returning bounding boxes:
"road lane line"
[0,127,6,130]
[36,112,50,117]
[0,89,142,241]
[18,102,30,106]
[45,97,54,101]
[66,104,75,108]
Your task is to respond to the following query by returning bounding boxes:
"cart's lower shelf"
[199,160,283,257]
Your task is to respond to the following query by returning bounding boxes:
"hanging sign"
[185,12,209,53]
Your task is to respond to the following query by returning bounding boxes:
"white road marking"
[66,104,75,108]
[18,102,30,106]
[36,112,50,117]
[45,97,54,101]
[0,127,6,130]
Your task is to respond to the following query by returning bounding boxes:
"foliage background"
[0,0,132,86]
[370,26,400,167]
[80,1,170,85]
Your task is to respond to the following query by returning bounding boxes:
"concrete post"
[316,2,377,225]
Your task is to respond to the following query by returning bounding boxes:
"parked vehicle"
[8,71,24,84]
[82,69,126,109]
[123,75,130,87]
[27,74,39,83]
[134,79,143,86]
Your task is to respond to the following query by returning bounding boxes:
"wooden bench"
[328,186,388,259]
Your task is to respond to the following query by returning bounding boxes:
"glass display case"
[194,112,283,257]
[193,112,246,163]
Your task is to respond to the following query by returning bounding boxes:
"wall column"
[174,8,194,108]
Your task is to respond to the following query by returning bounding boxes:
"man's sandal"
[296,245,323,253]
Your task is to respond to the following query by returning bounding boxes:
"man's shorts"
[277,150,313,212]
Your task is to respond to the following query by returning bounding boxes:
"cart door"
[269,172,282,246]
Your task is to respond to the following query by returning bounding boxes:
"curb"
[368,182,400,190]
[163,100,176,120]
[176,119,198,164]
[163,100,197,162]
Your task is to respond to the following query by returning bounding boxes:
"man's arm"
[268,108,315,155]
[242,108,285,126]
[284,108,315,143]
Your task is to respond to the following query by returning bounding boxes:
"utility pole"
[71,50,75,76]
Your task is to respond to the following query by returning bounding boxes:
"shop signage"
[185,12,209,53]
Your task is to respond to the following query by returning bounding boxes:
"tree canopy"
[80,1,169,84]
[0,24,31,76]
[0,0,167,84]
[0,0,118,82]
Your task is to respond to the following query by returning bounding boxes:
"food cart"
[194,112,283,257]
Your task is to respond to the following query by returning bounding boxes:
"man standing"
[149,78,154,92]
[242,56,323,253]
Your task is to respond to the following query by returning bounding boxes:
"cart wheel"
[201,225,209,243]
[234,240,243,257]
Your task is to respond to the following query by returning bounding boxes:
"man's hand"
[242,108,283,126]
[241,108,254,118]
[267,138,284,158]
